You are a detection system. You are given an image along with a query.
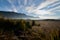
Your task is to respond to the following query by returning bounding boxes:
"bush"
[25,22,32,30]
[32,20,35,26]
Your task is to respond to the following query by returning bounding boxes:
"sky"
[0,0,60,19]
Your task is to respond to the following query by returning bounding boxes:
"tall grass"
[0,18,60,40]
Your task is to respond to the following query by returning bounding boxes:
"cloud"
[7,0,18,12]
[48,6,60,12]
[24,0,27,5]
[41,1,60,10]
[25,4,54,16]
[26,5,35,13]
[25,0,60,19]
[7,0,26,12]
[46,1,60,11]
[37,0,59,10]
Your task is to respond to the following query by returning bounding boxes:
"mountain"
[0,11,35,19]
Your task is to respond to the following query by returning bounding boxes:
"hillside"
[0,11,34,19]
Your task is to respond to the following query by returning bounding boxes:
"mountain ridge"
[0,11,35,19]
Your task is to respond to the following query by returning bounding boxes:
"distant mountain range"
[0,11,59,20]
[0,11,37,19]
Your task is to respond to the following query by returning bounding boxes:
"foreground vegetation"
[0,18,60,40]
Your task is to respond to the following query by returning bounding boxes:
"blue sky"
[0,0,60,19]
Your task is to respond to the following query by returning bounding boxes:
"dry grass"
[0,18,60,40]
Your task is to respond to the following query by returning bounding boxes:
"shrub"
[25,22,32,30]
[32,20,35,26]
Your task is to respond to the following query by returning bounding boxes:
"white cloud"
[25,5,54,16]
[7,0,27,12]
[37,0,59,9]
[50,1,60,7]
[26,6,35,13]
[7,0,18,12]
[48,6,60,12]
[24,0,27,5]
[25,0,59,19]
